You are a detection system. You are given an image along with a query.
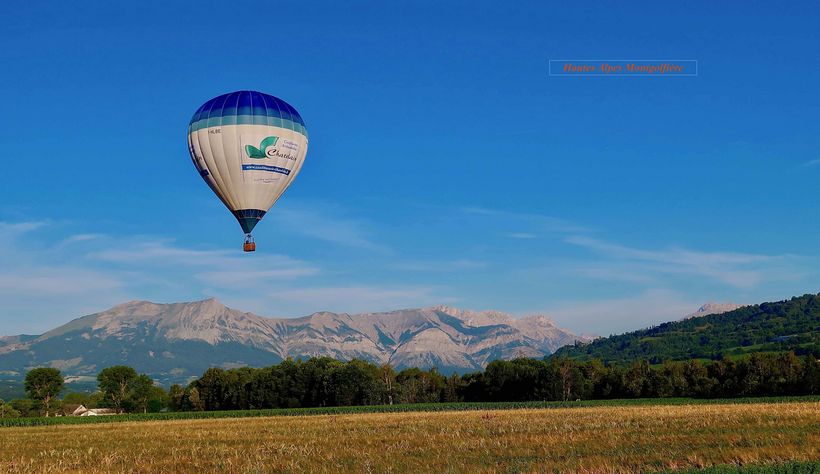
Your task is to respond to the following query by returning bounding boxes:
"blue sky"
[1,1,819,335]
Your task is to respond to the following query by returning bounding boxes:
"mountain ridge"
[0,299,589,383]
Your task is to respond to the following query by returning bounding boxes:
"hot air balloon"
[187,91,308,252]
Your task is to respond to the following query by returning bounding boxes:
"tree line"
[175,352,820,411]
[0,366,168,418]
[1,352,818,417]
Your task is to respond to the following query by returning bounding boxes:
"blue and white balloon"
[187,91,309,251]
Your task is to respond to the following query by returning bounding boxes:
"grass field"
[0,401,817,473]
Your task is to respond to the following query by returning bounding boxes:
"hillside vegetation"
[553,294,820,364]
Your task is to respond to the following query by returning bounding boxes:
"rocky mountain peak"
[431,305,513,326]
[520,314,557,326]
[684,302,744,319]
[193,297,223,308]
[108,299,156,311]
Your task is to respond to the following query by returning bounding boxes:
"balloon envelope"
[187,91,308,235]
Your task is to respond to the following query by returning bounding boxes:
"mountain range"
[0,299,590,384]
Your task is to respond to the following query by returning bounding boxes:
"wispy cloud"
[0,219,455,331]
[267,204,390,253]
[91,240,238,267]
[0,223,324,333]
[564,235,790,289]
[0,221,48,238]
[565,263,657,284]
[196,267,320,289]
[59,233,105,246]
[0,269,122,296]
[392,259,487,272]
[90,238,321,287]
[271,285,450,314]
[801,158,820,167]
[0,222,129,332]
[507,232,537,239]
[462,206,589,234]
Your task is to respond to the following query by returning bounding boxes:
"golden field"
[0,402,818,473]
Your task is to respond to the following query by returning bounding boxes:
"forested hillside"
[552,294,820,364]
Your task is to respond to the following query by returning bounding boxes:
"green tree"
[146,385,169,413]
[396,367,445,404]
[623,361,651,397]
[222,367,254,410]
[557,358,583,401]
[195,368,227,411]
[579,359,606,400]
[97,366,138,413]
[62,392,92,407]
[168,384,185,411]
[24,368,64,416]
[9,399,34,417]
[0,399,21,418]
[330,359,384,406]
[87,391,104,409]
[443,374,463,402]
[130,374,154,413]
[775,352,804,395]
[187,387,204,411]
[299,357,342,408]
[803,355,820,395]
[380,364,398,405]
[658,361,687,397]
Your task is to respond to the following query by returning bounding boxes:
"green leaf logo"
[245,136,279,159]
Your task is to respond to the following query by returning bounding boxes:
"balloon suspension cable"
[243,234,256,253]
